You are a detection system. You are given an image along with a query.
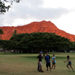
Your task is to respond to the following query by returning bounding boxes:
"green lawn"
[0,52,75,75]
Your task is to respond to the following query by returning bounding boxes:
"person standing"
[45,52,51,71]
[37,51,44,72]
[52,54,56,69]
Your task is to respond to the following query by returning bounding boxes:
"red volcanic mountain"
[0,21,75,41]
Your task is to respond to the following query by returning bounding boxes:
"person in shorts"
[64,55,74,72]
[37,51,44,72]
[52,54,56,69]
[45,52,51,71]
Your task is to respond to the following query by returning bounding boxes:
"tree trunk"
[19,50,21,53]
[4,49,6,54]
[13,50,16,53]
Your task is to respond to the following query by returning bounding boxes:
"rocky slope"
[0,21,75,41]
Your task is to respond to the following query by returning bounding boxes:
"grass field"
[0,52,75,75]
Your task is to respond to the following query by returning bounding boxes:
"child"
[45,52,51,71]
[52,54,56,69]
[64,55,74,72]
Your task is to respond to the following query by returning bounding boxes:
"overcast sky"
[0,0,75,35]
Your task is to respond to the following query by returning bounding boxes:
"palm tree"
[0,29,3,39]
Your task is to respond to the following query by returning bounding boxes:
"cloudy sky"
[0,0,75,35]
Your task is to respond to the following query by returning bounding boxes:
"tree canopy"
[10,33,71,54]
[0,32,73,55]
[0,32,73,54]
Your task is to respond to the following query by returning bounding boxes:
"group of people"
[37,51,56,72]
[37,51,74,73]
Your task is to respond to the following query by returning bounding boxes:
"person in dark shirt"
[37,51,44,72]
[45,52,51,71]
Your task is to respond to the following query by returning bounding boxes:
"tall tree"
[13,30,17,35]
[10,32,71,54]
[0,29,3,39]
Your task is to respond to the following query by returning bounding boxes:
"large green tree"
[0,40,17,54]
[70,42,75,51]
[10,32,71,56]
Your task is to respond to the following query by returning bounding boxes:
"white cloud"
[42,0,75,10]
[0,0,70,26]
[51,11,75,34]
[0,0,75,35]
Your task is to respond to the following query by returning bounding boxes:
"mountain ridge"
[0,20,75,41]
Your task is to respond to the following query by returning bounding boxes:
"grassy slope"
[0,52,75,75]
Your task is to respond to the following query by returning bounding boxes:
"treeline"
[0,32,75,55]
